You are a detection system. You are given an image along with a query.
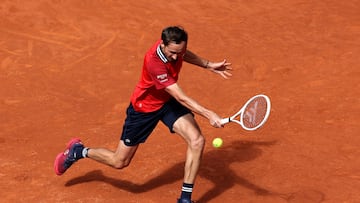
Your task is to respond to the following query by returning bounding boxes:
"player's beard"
[169,58,177,62]
[166,56,177,63]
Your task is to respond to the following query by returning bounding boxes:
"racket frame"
[220,94,271,131]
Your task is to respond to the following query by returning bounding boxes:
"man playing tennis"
[54,26,232,203]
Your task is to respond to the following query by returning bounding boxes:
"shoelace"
[64,144,81,168]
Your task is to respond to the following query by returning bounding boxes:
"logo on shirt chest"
[157,73,168,83]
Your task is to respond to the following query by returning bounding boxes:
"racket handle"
[220,118,230,125]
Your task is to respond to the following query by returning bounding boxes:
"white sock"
[82,147,89,158]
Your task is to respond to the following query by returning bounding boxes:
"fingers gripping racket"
[220,94,271,131]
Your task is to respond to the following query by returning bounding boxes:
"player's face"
[161,41,186,62]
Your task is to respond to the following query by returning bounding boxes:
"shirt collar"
[156,45,168,63]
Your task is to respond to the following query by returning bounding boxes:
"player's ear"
[160,40,165,48]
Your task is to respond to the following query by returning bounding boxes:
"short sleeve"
[147,62,176,89]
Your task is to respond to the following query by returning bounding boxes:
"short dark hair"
[161,26,188,46]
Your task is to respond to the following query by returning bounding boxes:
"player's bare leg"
[173,113,205,202]
[87,140,139,169]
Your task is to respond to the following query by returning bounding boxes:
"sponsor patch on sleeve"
[156,73,168,83]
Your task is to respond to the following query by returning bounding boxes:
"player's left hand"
[207,59,232,79]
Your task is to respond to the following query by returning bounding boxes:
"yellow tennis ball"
[212,138,223,148]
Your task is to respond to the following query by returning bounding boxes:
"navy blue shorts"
[120,99,193,146]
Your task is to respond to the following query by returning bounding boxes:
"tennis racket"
[220,94,271,131]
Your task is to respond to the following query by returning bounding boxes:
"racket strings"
[242,97,268,128]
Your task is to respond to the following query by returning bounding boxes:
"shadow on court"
[66,140,277,202]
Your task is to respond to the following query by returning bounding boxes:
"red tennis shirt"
[130,40,184,112]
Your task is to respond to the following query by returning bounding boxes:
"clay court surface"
[1,0,359,202]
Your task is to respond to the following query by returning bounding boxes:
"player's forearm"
[184,50,209,69]
[166,83,214,119]
[177,96,213,119]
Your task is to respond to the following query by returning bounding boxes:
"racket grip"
[220,118,230,125]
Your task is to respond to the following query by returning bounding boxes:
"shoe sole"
[54,138,82,176]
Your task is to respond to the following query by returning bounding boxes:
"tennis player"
[54,26,232,203]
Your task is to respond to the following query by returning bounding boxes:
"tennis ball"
[212,138,223,148]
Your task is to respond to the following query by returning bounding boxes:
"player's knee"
[189,134,205,150]
[112,159,131,169]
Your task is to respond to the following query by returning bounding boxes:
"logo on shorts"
[125,139,131,144]
[157,73,168,83]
